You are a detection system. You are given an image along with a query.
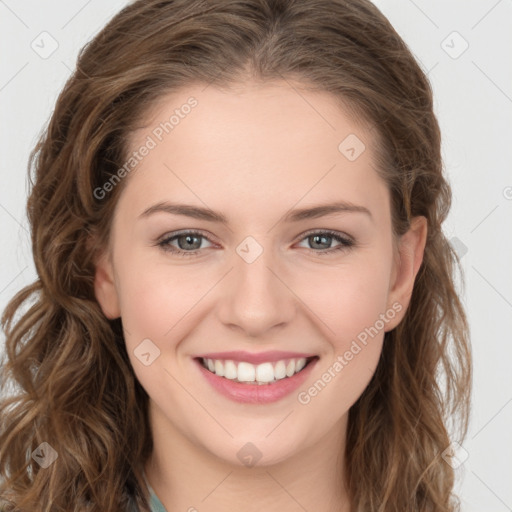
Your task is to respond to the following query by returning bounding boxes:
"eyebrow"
[138,200,372,223]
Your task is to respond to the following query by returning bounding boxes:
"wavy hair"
[0,0,471,510]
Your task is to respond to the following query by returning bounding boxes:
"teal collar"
[143,473,168,512]
[149,488,167,512]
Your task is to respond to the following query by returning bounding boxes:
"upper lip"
[195,351,318,365]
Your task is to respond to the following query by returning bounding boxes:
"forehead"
[118,80,386,217]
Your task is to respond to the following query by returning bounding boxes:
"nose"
[216,243,296,338]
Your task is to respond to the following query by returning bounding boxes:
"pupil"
[311,235,330,249]
[180,235,200,250]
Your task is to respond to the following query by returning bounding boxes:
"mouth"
[195,354,318,383]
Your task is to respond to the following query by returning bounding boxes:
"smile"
[199,356,317,384]
[194,355,319,404]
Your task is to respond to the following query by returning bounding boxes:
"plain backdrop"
[1,1,511,510]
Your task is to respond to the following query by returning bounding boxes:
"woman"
[0,0,471,510]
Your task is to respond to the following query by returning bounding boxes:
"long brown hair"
[0,0,471,510]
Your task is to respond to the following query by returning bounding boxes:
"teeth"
[237,362,255,382]
[214,359,224,377]
[224,360,237,380]
[202,357,310,384]
[296,358,306,372]
[274,360,287,379]
[256,362,274,383]
[286,359,296,377]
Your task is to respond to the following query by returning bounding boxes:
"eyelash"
[156,229,355,257]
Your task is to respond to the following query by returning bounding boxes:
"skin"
[94,79,427,512]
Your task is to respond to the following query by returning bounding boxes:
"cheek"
[294,255,392,420]
[294,251,393,346]
[114,254,199,349]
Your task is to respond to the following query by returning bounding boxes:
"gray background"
[1,1,511,509]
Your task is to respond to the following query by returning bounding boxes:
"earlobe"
[386,216,428,330]
[93,249,121,320]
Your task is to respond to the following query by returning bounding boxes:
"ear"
[385,215,428,331]
[93,247,121,320]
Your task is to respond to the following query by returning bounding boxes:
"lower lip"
[194,357,318,404]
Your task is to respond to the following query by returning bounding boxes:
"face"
[94,79,426,468]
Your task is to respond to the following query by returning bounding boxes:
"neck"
[144,400,351,512]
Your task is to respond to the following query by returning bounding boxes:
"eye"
[156,229,355,257]
[157,230,214,257]
[296,230,355,255]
